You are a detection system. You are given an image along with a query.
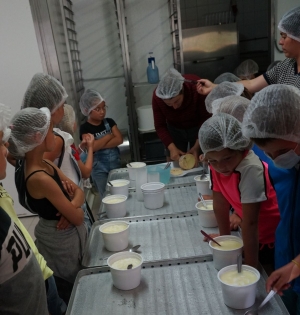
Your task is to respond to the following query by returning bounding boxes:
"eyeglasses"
[92,105,108,112]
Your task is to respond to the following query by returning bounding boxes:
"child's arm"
[101,125,123,149]
[241,202,260,268]
[43,135,64,161]
[26,167,84,226]
[213,191,231,235]
[77,133,94,179]
[93,133,114,151]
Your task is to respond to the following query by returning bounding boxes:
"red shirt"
[152,74,211,147]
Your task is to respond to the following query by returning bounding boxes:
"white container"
[194,175,212,196]
[209,235,243,270]
[141,182,165,209]
[108,251,143,290]
[135,166,148,201]
[136,105,155,131]
[126,162,146,180]
[99,221,129,251]
[102,195,127,218]
[107,179,130,197]
[195,200,218,228]
[218,264,260,309]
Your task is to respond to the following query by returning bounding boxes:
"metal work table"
[82,211,219,268]
[99,184,199,219]
[67,257,289,315]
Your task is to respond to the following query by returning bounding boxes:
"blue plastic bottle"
[147,52,159,84]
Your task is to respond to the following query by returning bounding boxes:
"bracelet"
[292,260,300,270]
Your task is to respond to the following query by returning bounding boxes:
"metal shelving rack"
[168,0,184,74]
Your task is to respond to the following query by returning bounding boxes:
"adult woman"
[152,68,210,163]
[197,6,300,95]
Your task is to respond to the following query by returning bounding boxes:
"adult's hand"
[187,146,199,167]
[266,260,300,295]
[56,213,71,230]
[196,79,216,95]
[168,143,185,161]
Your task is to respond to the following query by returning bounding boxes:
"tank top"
[25,161,70,220]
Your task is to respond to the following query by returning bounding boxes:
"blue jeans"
[92,149,121,200]
[46,275,67,315]
[281,286,300,315]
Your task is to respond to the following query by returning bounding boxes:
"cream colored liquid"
[212,240,241,250]
[111,182,127,187]
[220,270,258,286]
[105,198,125,204]
[101,224,128,233]
[111,257,141,270]
[198,204,213,210]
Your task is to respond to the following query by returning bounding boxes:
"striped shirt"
[263,58,300,89]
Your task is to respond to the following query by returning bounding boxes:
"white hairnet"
[205,82,244,113]
[79,89,105,116]
[212,95,250,122]
[214,72,240,84]
[236,59,259,79]
[22,73,68,113]
[8,107,51,157]
[56,104,76,135]
[278,6,300,42]
[199,113,251,155]
[155,68,184,99]
[0,103,11,142]
[242,84,300,143]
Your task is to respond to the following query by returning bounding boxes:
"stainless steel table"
[82,211,219,268]
[99,184,199,219]
[67,257,289,315]
[107,162,204,190]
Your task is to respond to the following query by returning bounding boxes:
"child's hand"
[84,133,94,148]
[230,212,242,230]
[62,180,75,200]
[56,213,71,230]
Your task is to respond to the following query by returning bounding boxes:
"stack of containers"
[140,182,165,209]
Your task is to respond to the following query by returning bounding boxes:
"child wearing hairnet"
[242,84,300,314]
[79,89,123,200]
[197,6,300,95]
[198,113,280,270]
[8,107,87,306]
[0,103,48,314]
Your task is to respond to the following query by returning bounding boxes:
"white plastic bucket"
[195,200,218,228]
[209,235,243,270]
[107,179,130,197]
[108,251,143,290]
[141,182,165,209]
[194,175,212,196]
[99,221,129,251]
[102,195,127,218]
[126,162,146,180]
[218,264,260,309]
[136,105,155,131]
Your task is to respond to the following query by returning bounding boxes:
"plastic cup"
[195,200,218,227]
[194,175,212,196]
[147,165,160,182]
[108,252,143,290]
[157,165,171,184]
[107,179,130,197]
[102,195,127,218]
[218,264,260,309]
[126,162,146,180]
[141,182,165,209]
[209,235,243,270]
[99,221,129,251]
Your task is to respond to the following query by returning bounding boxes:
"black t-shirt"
[79,118,116,140]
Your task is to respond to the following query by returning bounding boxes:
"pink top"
[210,150,280,245]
